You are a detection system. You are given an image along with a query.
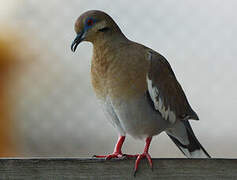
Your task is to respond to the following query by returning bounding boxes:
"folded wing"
[146,50,198,124]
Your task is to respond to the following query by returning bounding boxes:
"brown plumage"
[147,50,199,121]
[92,42,149,101]
[71,10,210,175]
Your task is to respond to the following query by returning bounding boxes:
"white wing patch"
[146,75,176,123]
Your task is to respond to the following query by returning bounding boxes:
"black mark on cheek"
[98,27,110,32]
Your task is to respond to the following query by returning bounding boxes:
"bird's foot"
[93,152,126,160]
[93,152,140,160]
[134,152,153,176]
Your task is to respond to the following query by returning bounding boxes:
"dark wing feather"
[146,50,198,123]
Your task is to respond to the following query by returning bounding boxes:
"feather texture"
[166,121,211,158]
[146,51,199,123]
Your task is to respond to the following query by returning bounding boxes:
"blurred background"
[0,0,236,158]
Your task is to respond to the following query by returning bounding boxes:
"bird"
[71,10,211,175]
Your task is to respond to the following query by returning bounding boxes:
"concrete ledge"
[0,158,236,179]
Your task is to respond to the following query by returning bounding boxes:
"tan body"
[91,41,149,101]
[91,39,172,138]
[71,10,210,167]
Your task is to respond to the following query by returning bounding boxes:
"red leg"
[94,136,126,159]
[134,137,153,176]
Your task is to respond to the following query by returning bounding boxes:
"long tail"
[166,121,211,158]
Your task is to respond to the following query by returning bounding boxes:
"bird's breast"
[91,49,149,102]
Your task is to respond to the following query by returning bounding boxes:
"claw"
[124,154,139,158]
[133,137,153,176]
[93,152,124,159]
[106,153,124,159]
[94,136,154,176]
[145,153,153,169]
[93,155,107,158]
[133,152,153,176]
[93,136,126,159]
[94,152,138,160]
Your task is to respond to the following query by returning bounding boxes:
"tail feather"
[166,121,211,158]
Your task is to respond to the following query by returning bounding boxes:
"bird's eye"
[86,19,94,26]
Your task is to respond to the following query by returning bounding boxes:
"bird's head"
[71,10,125,52]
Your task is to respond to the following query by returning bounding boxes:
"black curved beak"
[71,31,85,52]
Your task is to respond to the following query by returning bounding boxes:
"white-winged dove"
[71,10,211,174]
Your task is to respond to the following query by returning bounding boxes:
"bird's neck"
[91,34,130,99]
[92,33,129,63]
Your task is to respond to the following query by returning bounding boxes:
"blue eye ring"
[85,18,95,27]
